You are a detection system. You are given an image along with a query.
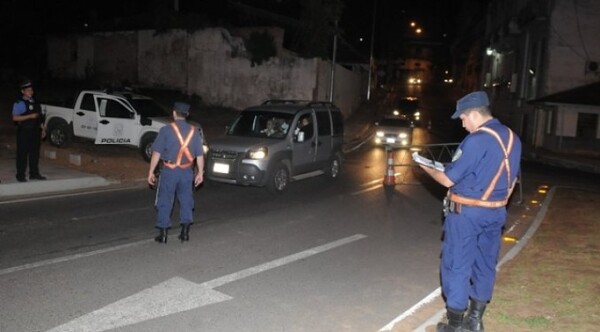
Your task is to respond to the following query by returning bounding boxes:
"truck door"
[94,97,138,145]
[292,110,317,174]
[72,92,98,139]
[314,109,333,168]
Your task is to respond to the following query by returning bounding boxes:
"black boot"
[437,307,464,332]
[463,300,486,332]
[178,224,191,242]
[154,228,168,243]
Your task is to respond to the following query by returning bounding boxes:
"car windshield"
[379,118,412,127]
[130,98,171,118]
[227,111,293,139]
[396,98,419,112]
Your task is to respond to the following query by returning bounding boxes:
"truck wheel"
[266,162,289,193]
[48,122,71,148]
[326,153,342,180]
[140,133,157,162]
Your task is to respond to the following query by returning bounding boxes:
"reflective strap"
[476,126,514,201]
[164,123,196,169]
[448,192,507,208]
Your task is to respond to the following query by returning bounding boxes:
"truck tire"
[266,161,289,193]
[140,133,157,162]
[326,152,342,180]
[47,121,71,148]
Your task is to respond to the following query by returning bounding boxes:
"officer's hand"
[194,172,203,187]
[148,174,156,186]
[30,113,39,119]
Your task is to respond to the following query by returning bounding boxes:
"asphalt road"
[0,133,452,332]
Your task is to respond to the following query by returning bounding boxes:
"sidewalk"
[0,142,112,200]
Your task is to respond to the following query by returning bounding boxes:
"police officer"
[147,102,204,243]
[12,80,46,182]
[418,91,522,332]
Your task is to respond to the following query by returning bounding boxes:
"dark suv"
[206,100,344,193]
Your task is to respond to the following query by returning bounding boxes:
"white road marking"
[352,184,383,195]
[0,239,152,276]
[0,185,142,205]
[45,277,232,332]
[201,233,368,289]
[378,287,441,331]
[42,234,367,332]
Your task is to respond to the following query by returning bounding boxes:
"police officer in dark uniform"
[147,102,204,244]
[419,91,522,332]
[12,80,47,182]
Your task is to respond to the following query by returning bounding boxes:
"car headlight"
[398,133,408,139]
[248,147,268,159]
[376,131,384,137]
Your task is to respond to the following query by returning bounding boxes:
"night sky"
[0,0,470,72]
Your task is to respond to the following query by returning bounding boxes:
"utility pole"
[367,0,377,100]
[329,20,338,103]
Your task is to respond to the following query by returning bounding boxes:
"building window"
[576,113,598,139]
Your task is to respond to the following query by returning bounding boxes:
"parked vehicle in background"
[206,100,344,193]
[374,117,414,147]
[43,89,206,162]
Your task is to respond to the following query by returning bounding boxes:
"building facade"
[480,0,600,155]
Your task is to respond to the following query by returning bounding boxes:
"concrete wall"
[47,28,366,115]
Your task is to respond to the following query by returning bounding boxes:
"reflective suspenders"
[163,123,196,169]
[448,126,516,208]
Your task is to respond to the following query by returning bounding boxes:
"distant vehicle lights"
[408,77,422,85]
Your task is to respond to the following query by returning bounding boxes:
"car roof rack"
[261,99,336,108]
[261,99,312,105]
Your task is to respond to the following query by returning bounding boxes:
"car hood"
[375,125,412,133]
[208,135,283,153]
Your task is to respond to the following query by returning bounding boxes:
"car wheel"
[267,162,289,193]
[48,122,71,148]
[140,133,157,162]
[327,153,342,180]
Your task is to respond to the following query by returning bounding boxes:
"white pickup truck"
[43,89,203,162]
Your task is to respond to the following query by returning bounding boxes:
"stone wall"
[47,28,366,115]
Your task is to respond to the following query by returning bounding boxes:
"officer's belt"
[448,192,508,209]
[163,160,193,169]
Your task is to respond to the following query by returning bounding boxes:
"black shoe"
[154,228,168,243]
[16,176,27,182]
[30,174,47,180]
[178,224,191,242]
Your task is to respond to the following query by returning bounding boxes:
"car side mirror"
[140,117,152,126]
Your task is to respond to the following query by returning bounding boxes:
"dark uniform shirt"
[445,118,522,201]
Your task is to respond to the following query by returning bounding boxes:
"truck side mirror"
[140,117,152,126]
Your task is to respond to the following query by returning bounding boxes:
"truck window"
[80,93,96,112]
[315,111,331,136]
[98,98,133,119]
[331,110,343,136]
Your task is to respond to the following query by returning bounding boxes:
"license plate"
[386,138,396,143]
[213,162,230,174]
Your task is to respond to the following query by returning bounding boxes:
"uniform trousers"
[441,205,506,310]
[155,167,194,229]
[16,126,42,178]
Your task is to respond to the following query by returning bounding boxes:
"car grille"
[210,149,240,160]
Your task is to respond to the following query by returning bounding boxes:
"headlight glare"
[248,147,267,159]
